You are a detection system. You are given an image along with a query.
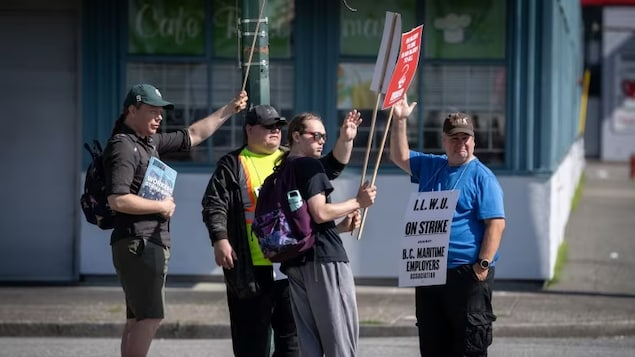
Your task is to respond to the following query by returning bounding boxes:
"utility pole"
[240,0,270,105]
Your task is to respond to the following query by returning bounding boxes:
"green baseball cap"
[123,84,174,109]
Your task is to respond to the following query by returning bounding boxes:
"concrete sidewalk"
[1,161,634,339]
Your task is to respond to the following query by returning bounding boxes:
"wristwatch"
[478,258,491,270]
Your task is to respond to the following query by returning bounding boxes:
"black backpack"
[80,135,152,230]
[252,158,317,262]
[80,140,115,230]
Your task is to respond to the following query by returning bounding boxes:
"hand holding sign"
[355,12,402,239]
[357,22,424,241]
[392,94,418,121]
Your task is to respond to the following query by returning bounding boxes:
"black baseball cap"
[244,105,287,126]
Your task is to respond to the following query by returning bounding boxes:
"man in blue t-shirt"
[390,95,506,357]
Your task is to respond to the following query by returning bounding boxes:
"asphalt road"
[1,336,634,357]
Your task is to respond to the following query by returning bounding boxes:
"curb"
[494,320,635,338]
[2,321,634,339]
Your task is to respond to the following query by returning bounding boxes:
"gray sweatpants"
[285,261,359,357]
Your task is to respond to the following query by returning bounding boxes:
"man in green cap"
[104,83,248,357]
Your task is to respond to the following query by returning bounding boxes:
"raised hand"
[340,109,362,142]
[392,94,417,121]
[232,90,249,113]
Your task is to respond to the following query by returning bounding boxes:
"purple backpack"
[252,158,316,262]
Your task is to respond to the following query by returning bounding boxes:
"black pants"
[415,265,497,357]
[226,266,298,357]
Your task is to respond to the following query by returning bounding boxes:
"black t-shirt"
[104,125,191,247]
[284,157,349,266]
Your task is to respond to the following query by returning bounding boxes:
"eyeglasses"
[302,131,327,142]
[261,123,285,130]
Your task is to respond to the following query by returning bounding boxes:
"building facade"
[0,0,584,283]
[581,0,635,160]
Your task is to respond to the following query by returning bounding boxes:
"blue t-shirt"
[409,152,505,268]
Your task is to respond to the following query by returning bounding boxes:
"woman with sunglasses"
[278,112,377,357]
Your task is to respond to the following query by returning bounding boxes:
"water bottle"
[287,190,303,212]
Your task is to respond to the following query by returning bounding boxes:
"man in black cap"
[104,83,248,357]
[201,104,362,357]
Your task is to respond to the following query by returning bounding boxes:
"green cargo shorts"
[112,238,170,320]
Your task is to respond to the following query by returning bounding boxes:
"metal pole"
[240,0,270,105]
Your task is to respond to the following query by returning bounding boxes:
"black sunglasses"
[262,123,285,130]
[302,131,327,142]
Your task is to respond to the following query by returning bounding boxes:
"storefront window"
[336,62,419,165]
[212,0,294,58]
[424,0,506,60]
[126,0,294,164]
[340,0,416,56]
[422,64,506,165]
[128,0,206,56]
[338,0,417,165]
[338,0,506,166]
[126,63,212,162]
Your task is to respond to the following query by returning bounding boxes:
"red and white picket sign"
[357,19,424,241]
[382,25,423,110]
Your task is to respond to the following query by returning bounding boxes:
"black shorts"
[112,238,170,320]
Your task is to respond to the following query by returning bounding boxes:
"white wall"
[80,140,586,282]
